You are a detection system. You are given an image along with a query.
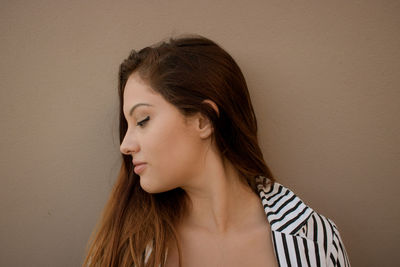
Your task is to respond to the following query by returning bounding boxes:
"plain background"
[1,1,399,266]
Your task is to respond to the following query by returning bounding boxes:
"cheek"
[152,124,201,182]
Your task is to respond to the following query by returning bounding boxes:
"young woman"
[82,34,350,267]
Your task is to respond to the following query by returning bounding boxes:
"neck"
[179,154,267,236]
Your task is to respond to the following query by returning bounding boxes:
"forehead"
[123,73,158,112]
[124,72,154,98]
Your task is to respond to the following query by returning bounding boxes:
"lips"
[132,159,146,166]
[133,163,147,175]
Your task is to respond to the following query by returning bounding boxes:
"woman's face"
[120,72,206,193]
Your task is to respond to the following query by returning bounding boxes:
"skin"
[120,72,278,266]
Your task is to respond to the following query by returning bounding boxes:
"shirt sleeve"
[327,218,351,267]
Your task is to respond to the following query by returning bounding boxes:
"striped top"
[145,175,351,266]
[255,175,351,266]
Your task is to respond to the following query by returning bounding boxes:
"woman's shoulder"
[254,175,343,238]
[255,175,351,266]
[255,175,316,234]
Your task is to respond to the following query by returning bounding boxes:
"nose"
[120,135,140,155]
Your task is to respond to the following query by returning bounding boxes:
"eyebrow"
[128,103,153,116]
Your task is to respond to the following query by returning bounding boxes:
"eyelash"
[137,116,150,127]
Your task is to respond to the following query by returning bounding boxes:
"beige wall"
[1,1,399,266]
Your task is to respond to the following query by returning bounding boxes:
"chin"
[139,178,153,193]
[140,179,174,194]
[139,178,160,194]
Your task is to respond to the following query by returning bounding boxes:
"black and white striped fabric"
[256,176,351,267]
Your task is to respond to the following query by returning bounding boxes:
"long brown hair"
[82,33,276,267]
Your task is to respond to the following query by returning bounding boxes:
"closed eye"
[137,116,150,127]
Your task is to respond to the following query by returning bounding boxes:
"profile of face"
[120,72,215,193]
